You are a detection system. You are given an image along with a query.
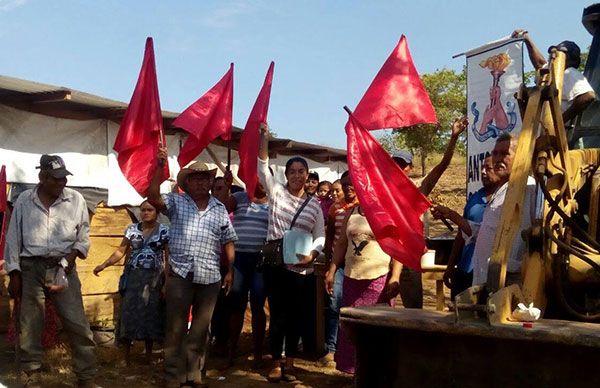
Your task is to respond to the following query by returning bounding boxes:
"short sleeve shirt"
[161,193,237,284]
[231,192,269,253]
[125,222,169,270]
[471,178,537,286]
[562,67,595,112]
[457,188,487,273]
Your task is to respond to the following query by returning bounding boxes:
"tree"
[524,48,588,85]
[380,68,467,176]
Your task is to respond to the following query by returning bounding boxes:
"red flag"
[345,113,430,269]
[175,64,234,167]
[113,37,169,196]
[346,36,437,270]
[0,165,8,265]
[353,35,437,130]
[238,62,274,197]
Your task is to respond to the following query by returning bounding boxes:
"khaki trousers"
[19,258,97,382]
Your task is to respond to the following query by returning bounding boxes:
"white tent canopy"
[0,76,347,206]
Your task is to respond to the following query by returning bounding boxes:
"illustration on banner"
[471,52,518,142]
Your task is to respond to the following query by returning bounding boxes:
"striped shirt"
[329,200,359,250]
[231,192,269,253]
[162,193,237,284]
[258,158,325,275]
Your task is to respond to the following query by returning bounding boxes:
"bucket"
[420,249,436,268]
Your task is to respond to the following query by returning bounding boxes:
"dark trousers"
[164,274,221,384]
[399,267,423,308]
[450,270,473,300]
[19,258,96,382]
[210,266,231,349]
[264,266,315,360]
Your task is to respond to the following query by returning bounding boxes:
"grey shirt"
[3,187,90,273]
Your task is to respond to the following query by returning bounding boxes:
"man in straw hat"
[148,148,237,388]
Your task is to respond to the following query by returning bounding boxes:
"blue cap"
[391,149,413,165]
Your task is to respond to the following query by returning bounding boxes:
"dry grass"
[0,281,449,388]
[0,323,352,388]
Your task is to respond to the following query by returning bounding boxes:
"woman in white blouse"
[258,123,325,383]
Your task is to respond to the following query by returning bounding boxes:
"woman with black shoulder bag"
[257,122,325,383]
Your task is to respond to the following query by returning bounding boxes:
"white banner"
[466,38,524,197]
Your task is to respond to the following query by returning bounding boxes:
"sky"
[0,0,595,149]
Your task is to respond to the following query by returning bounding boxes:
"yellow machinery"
[456,47,600,325]
[340,5,600,387]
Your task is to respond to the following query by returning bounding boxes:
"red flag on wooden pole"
[352,35,437,130]
[238,62,274,197]
[113,37,169,196]
[345,36,437,270]
[345,111,431,269]
[175,64,234,167]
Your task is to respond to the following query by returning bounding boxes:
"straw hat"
[176,162,217,189]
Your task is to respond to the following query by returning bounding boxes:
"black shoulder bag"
[261,196,312,267]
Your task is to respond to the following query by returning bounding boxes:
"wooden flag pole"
[158,127,166,167]
[227,128,232,171]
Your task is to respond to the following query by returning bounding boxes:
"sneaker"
[317,352,335,367]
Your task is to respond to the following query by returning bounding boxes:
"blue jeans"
[229,251,267,358]
[231,252,266,313]
[325,267,344,353]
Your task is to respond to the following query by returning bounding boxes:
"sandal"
[267,364,282,383]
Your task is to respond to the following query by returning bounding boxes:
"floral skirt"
[117,267,165,342]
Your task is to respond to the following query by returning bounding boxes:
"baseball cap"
[391,149,413,165]
[548,40,581,68]
[36,155,72,178]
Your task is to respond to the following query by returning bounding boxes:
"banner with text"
[466,38,523,197]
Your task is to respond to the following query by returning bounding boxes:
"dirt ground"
[0,278,448,388]
[0,156,466,388]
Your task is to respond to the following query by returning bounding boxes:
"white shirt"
[257,158,325,275]
[471,177,538,286]
[561,67,594,112]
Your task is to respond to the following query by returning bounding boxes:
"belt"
[21,256,64,268]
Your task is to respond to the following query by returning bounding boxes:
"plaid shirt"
[162,193,237,284]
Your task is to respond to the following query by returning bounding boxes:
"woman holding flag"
[257,123,325,383]
[325,173,401,375]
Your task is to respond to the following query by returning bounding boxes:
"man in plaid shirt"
[148,148,237,388]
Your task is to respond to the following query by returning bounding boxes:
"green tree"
[523,49,588,85]
[381,68,467,176]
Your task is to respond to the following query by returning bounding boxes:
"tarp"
[0,103,346,206]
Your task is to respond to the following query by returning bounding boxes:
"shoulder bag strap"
[289,196,312,230]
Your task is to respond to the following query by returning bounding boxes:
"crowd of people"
[2,30,596,388]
